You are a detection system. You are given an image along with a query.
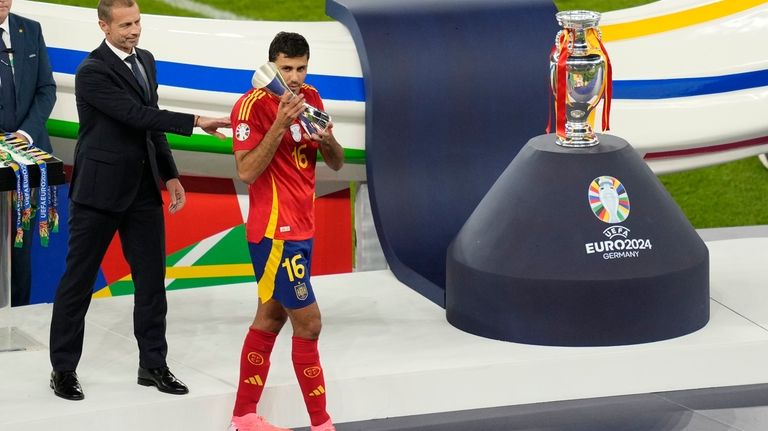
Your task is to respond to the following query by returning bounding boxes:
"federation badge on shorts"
[290,123,302,142]
[294,282,308,301]
[235,123,250,141]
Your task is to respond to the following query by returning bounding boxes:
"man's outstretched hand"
[197,116,231,139]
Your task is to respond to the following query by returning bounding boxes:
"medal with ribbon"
[1,134,58,246]
[0,148,24,247]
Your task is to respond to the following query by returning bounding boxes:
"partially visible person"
[0,0,57,307]
[227,32,343,431]
[48,0,229,401]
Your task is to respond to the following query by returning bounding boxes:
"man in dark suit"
[48,0,229,401]
[0,0,57,307]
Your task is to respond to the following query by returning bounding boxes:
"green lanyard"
[0,148,24,247]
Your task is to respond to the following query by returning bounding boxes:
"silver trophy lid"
[556,10,601,29]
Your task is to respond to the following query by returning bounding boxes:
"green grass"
[31,0,768,229]
[555,0,655,12]
[35,0,206,18]
[659,158,768,228]
[34,0,656,20]
[198,0,331,21]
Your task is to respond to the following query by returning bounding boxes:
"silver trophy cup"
[549,10,608,147]
[251,62,331,136]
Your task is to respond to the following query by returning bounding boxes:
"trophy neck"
[556,10,601,57]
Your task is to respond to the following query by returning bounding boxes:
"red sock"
[292,336,331,426]
[233,328,277,417]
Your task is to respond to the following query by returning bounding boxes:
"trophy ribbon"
[554,29,571,139]
[588,28,613,131]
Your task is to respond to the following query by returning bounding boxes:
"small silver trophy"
[251,62,332,136]
[550,10,611,147]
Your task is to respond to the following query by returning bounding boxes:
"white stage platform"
[1,236,767,430]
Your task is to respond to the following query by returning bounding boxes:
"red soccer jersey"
[231,84,325,242]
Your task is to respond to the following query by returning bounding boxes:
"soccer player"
[227,32,344,431]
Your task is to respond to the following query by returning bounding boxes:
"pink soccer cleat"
[228,413,292,431]
[310,418,336,431]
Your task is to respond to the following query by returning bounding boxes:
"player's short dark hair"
[268,32,310,62]
[97,0,136,23]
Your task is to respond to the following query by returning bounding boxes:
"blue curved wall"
[328,0,559,305]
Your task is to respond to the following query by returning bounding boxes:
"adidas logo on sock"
[308,385,325,397]
[243,374,264,386]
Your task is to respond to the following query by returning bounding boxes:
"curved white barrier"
[14,0,768,177]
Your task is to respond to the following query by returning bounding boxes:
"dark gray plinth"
[446,134,710,346]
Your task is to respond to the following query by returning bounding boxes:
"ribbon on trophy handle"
[592,30,613,132]
[251,62,332,136]
[554,29,571,139]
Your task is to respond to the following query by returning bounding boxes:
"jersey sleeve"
[231,89,272,153]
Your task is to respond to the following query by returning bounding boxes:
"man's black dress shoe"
[137,366,189,395]
[50,370,85,401]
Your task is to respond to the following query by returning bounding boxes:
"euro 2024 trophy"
[445,10,709,347]
[549,10,611,147]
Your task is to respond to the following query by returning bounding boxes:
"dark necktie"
[0,28,16,131]
[125,54,149,99]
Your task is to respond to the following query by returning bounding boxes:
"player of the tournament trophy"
[445,11,709,347]
[251,62,331,136]
[550,10,611,147]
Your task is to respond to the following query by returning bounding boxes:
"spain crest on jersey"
[294,282,308,301]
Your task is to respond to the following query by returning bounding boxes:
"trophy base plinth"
[557,122,599,147]
[445,133,709,347]
[556,136,599,147]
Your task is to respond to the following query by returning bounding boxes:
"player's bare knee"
[292,315,322,339]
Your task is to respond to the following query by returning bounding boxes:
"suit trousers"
[50,165,168,371]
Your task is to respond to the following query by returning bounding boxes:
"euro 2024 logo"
[588,176,629,223]
[586,176,652,259]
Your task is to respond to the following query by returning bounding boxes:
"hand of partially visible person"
[11,132,30,144]
[166,178,186,214]
[196,116,231,139]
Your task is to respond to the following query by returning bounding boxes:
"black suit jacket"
[7,13,56,152]
[70,40,194,212]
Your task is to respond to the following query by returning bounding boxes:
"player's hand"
[276,91,305,130]
[305,122,334,146]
